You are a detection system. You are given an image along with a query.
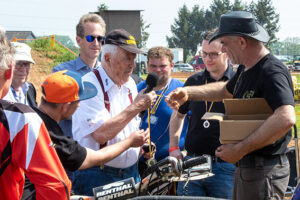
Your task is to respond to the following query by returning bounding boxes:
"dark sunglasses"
[85,35,105,44]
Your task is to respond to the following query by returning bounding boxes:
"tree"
[247,0,279,46]
[166,5,191,62]
[208,0,231,28]
[139,14,151,48]
[231,0,246,11]
[167,4,208,62]
[167,0,246,61]
[97,3,108,12]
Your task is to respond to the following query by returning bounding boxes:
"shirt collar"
[75,55,101,71]
[204,65,233,81]
[98,66,132,92]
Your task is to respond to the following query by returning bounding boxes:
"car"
[189,55,206,71]
[173,63,194,72]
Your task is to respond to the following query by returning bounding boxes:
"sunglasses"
[85,35,105,43]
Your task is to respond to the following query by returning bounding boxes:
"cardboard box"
[202,98,273,144]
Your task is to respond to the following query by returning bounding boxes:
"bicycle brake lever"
[183,170,191,189]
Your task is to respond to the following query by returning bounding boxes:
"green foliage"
[28,38,77,69]
[167,0,279,58]
[97,3,108,12]
[167,4,204,62]
[270,38,300,56]
[247,0,279,47]
[139,14,151,48]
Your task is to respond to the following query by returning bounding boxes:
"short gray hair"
[76,13,106,37]
[101,44,118,61]
[0,28,15,74]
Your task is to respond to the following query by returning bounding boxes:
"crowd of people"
[0,10,295,200]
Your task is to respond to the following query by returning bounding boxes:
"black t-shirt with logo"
[226,53,294,156]
[178,67,235,156]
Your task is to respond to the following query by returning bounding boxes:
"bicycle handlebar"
[182,156,208,170]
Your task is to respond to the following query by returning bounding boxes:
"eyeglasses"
[85,35,105,43]
[15,61,31,69]
[202,51,222,59]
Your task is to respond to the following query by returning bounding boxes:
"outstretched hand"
[165,87,188,110]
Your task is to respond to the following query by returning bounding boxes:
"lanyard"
[204,79,214,112]
[150,83,169,115]
[93,69,133,149]
[93,69,133,112]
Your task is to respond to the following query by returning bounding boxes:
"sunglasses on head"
[85,35,105,44]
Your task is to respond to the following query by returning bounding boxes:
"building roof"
[5,31,36,41]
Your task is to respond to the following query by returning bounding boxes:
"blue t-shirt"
[137,78,188,161]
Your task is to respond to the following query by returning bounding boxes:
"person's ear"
[170,61,174,69]
[240,37,247,50]
[104,53,111,63]
[61,102,70,113]
[4,62,13,80]
[4,70,12,80]
[76,36,82,47]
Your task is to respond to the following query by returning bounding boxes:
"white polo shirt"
[72,66,141,168]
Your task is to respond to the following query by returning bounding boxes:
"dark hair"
[40,97,59,109]
[202,28,218,41]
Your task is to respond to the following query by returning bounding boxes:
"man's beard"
[157,75,168,87]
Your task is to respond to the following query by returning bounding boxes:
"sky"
[0,0,299,49]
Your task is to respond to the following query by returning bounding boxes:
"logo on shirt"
[243,90,255,99]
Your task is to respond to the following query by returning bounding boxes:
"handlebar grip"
[182,156,207,170]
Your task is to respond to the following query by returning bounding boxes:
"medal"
[203,79,213,129]
[203,120,210,128]
[150,115,158,124]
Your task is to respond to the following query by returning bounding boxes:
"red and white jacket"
[0,100,71,199]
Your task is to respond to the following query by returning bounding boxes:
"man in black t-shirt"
[22,70,149,199]
[169,30,235,199]
[166,11,295,200]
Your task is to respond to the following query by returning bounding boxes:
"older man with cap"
[71,29,157,195]
[166,11,295,200]
[3,42,37,107]
[21,70,149,199]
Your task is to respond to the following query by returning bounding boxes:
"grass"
[27,38,77,70]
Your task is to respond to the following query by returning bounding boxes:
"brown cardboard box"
[202,98,273,144]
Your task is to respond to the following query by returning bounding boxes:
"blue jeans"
[69,163,140,196]
[177,157,235,199]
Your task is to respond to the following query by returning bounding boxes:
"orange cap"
[42,70,97,103]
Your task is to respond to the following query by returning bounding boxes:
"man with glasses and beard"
[169,29,235,199]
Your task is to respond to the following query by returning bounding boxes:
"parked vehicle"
[293,55,300,72]
[189,55,206,71]
[173,63,194,72]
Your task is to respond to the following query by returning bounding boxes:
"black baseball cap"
[105,29,145,55]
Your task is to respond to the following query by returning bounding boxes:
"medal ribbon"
[150,83,169,115]
[205,79,214,113]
